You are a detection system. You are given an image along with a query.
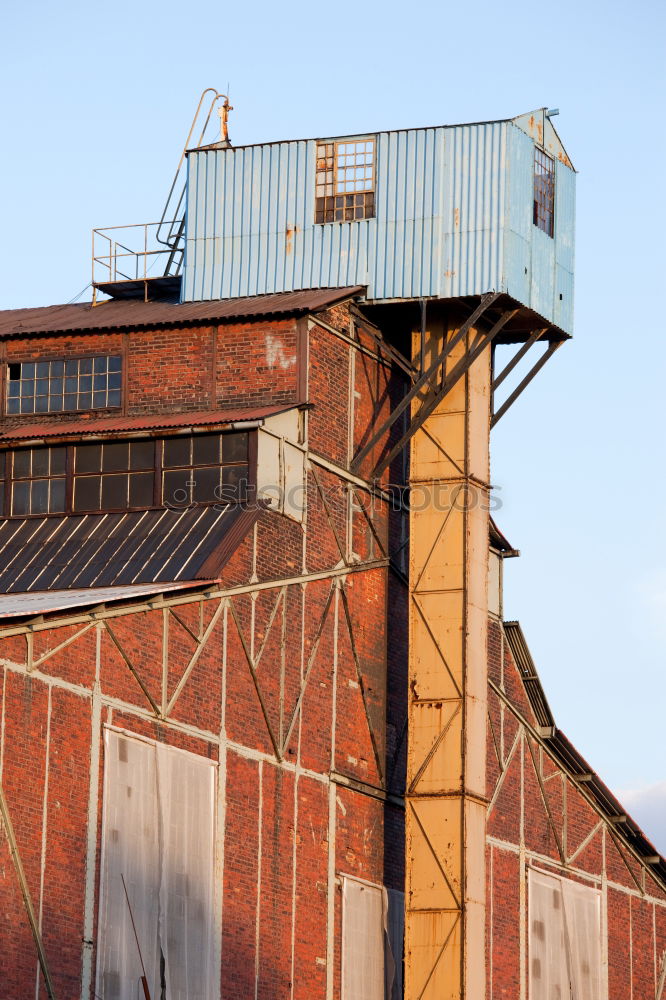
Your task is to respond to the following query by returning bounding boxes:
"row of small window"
[7,356,122,415]
[0,432,249,517]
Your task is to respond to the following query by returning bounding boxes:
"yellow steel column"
[405,312,490,1000]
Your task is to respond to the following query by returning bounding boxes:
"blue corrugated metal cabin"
[182,107,575,335]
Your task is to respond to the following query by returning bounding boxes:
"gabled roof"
[0,503,260,594]
[503,620,666,888]
[0,286,365,338]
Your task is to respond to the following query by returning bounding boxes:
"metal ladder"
[157,88,232,276]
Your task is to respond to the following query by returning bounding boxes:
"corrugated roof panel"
[0,287,365,338]
[0,404,294,444]
[0,580,211,620]
[0,504,261,593]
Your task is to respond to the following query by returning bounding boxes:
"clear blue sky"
[2,0,664,848]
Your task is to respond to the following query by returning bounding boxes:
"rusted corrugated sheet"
[0,580,210,620]
[0,503,260,593]
[503,620,666,881]
[0,404,293,444]
[0,287,365,338]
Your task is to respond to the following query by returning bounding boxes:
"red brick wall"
[1,318,302,430]
[0,305,407,1000]
[487,617,666,998]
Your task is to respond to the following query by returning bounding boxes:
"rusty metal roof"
[0,287,365,338]
[0,404,293,445]
[503,620,666,886]
[489,517,519,556]
[0,580,210,620]
[0,503,260,593]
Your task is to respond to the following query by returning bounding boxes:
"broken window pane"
[315,138,375,224]
[533,148,555,237]
[5,355,122,415]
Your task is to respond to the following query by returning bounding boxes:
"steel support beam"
[405,313,490,1000]
[372,309,517,479]
[491,328,548,392]
[350,292,501,474]
[491,340,562,428]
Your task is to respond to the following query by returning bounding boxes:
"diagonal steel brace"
[371,308,518,478]
[350,291,501,474]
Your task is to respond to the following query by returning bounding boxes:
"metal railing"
[92,220,184,292]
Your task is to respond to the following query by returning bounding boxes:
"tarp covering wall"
[96,730,216,1000]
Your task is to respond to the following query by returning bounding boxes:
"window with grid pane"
[1,431,251,517]
[6,355,122,415]
[533,148,555,237]
[161,432,249,507]
[73,440,155,512]
[10,447,67,515]
[315,139,375,223]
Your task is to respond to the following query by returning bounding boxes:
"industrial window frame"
[533,148,555,237]
[0,431,253,518]
[5,354,122,416]
[315,139,376,224]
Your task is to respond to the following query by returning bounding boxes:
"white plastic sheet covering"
[529,867,603,1000]
[342,877,404,1000]
[96,729,216,1000]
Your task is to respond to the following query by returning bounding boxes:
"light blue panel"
[506,125,533,242]
[503,230,531,305]
[554,159,575,274]
[441,122,506,298]
[553,264,574,332]
[530,225,556,321]
[181,117,575,333]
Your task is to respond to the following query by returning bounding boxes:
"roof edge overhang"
[186,108,568,157]
[0,286,367,340]
[0,403,303,448]
[502,620,666,888]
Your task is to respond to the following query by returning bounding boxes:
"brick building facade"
[0,106,664,1000]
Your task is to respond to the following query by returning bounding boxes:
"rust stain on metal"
[284,225,299,256]
[454,207,460,229]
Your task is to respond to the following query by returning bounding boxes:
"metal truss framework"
[404,314,491,1000]
[351,292,567,482]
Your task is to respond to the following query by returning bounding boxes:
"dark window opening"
[315,139,375,224]
[10,446,67,516]
[533,148,555,237]
[6,355,122,415]
[2,431,250,517]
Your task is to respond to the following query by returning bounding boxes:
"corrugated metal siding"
[183,121,576,334]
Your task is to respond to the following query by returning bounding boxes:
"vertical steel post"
[405,312,490,1000]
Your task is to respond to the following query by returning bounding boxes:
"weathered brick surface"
[487,625,666,997]
[3,298,663,1000]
